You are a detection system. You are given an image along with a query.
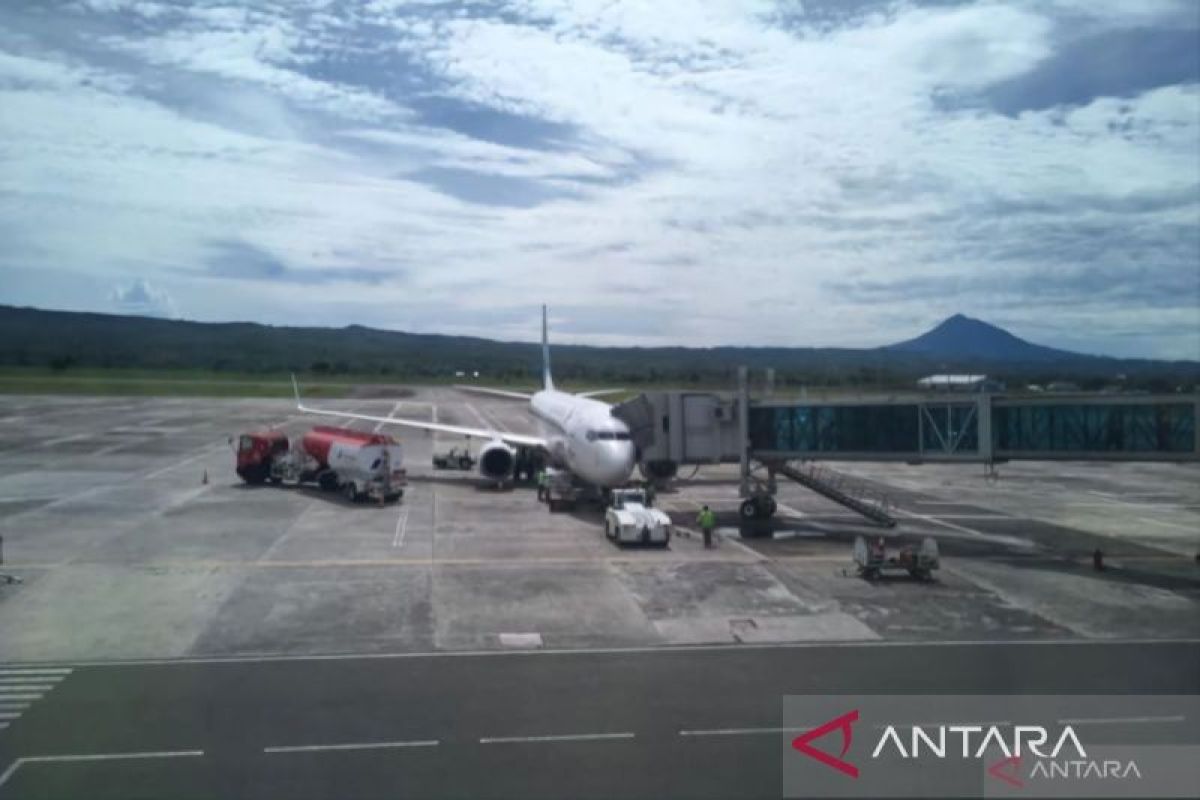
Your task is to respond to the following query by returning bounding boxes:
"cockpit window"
[587,430,630,441]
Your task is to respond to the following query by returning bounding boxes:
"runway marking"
[392,508,410,549]
[142,442,228,480]
[464,402,498,432]
[679,726,810,737]
[264,740,438,754]
[30,637,1200,669]
[373,401,405,433]
[1057,715,1186,726]
[0,669,70,730]
[480,732,635,744]
[0,750,204,789]
[1138,517,1196,531]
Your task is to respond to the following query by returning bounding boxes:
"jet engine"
[639,459,678,482]
[478,439,516,482]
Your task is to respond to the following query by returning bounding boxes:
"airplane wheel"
[740,499,758,520]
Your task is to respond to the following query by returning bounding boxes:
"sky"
[1,0,1198,358]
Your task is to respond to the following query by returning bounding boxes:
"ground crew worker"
[536,469,548,502]
[697,504,716,549]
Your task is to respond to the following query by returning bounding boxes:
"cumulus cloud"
[0,0,1196,358]
[109,279,179,318]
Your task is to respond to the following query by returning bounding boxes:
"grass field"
[0,367,903,400]
[0,368,355,398]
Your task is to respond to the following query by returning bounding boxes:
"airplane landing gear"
[739,495,777,521]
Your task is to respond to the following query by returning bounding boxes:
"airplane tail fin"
[541,304,554,391]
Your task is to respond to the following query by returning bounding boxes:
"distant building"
[917,374,1006,393]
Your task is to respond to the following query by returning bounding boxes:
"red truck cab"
[236,430,289,484]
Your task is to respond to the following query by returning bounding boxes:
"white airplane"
[293,306,637,488]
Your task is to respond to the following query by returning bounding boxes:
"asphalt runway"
[1,639,1196,799]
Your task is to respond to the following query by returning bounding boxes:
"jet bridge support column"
[738,366,749,499]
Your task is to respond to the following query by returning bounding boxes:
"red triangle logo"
[792,710,860,778]
[988,755,1023,788]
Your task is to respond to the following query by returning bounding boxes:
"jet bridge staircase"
[771,461,897,528]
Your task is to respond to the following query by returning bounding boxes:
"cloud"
[202,241,400,286]
[0,0,1196,359]
[109,279,179,318]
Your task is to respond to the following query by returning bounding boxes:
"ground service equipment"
[604,488,672,546]
[236,426,405,503]
[853,535,939,581]
[432,447,475,470]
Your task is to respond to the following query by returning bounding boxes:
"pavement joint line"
[8,637,1197,670]
[264,740,439,753]
[1057,715,1186,726]
[479,732,635,744]
[0,750,205,790]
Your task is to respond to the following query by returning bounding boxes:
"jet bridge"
[612,372,1198,526]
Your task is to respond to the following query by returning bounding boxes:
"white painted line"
[1057,715,1186,726]
[0,669,71,676]
[1138,517,1196,531]
[480,732,635,744]
[264,740,438,754]
[373,401,405,434]
[464,403,496,432]
[143,443,226,480]
[0,703,31,710]
[499,632,543,648]
[679,727,810,737]
[392,509,409,549]
[0,684,53,692]
[0,694,42,702]
[0,750,204,789]
[24,636,1200,669]
[0,712,20,720]
[896,509,985,537]
[0,724,6,731]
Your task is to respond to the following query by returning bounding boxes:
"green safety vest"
[537,471,547,486]
[697,510,715,529]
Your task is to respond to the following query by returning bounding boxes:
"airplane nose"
[593,443,635,486]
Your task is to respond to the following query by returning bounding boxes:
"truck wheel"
[740,499,758,520]
[318,471,339,492]
[343,483,359,503]
[458,457,472,469]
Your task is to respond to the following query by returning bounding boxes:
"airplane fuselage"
[529,389,636,487]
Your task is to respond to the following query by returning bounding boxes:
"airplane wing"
[576,388,625,399]
[292,377,546,449]
[452,384,533,400]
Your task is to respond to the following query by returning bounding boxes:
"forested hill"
[1,305,1195,389]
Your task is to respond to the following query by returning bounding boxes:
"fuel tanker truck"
[235,426,405,504]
